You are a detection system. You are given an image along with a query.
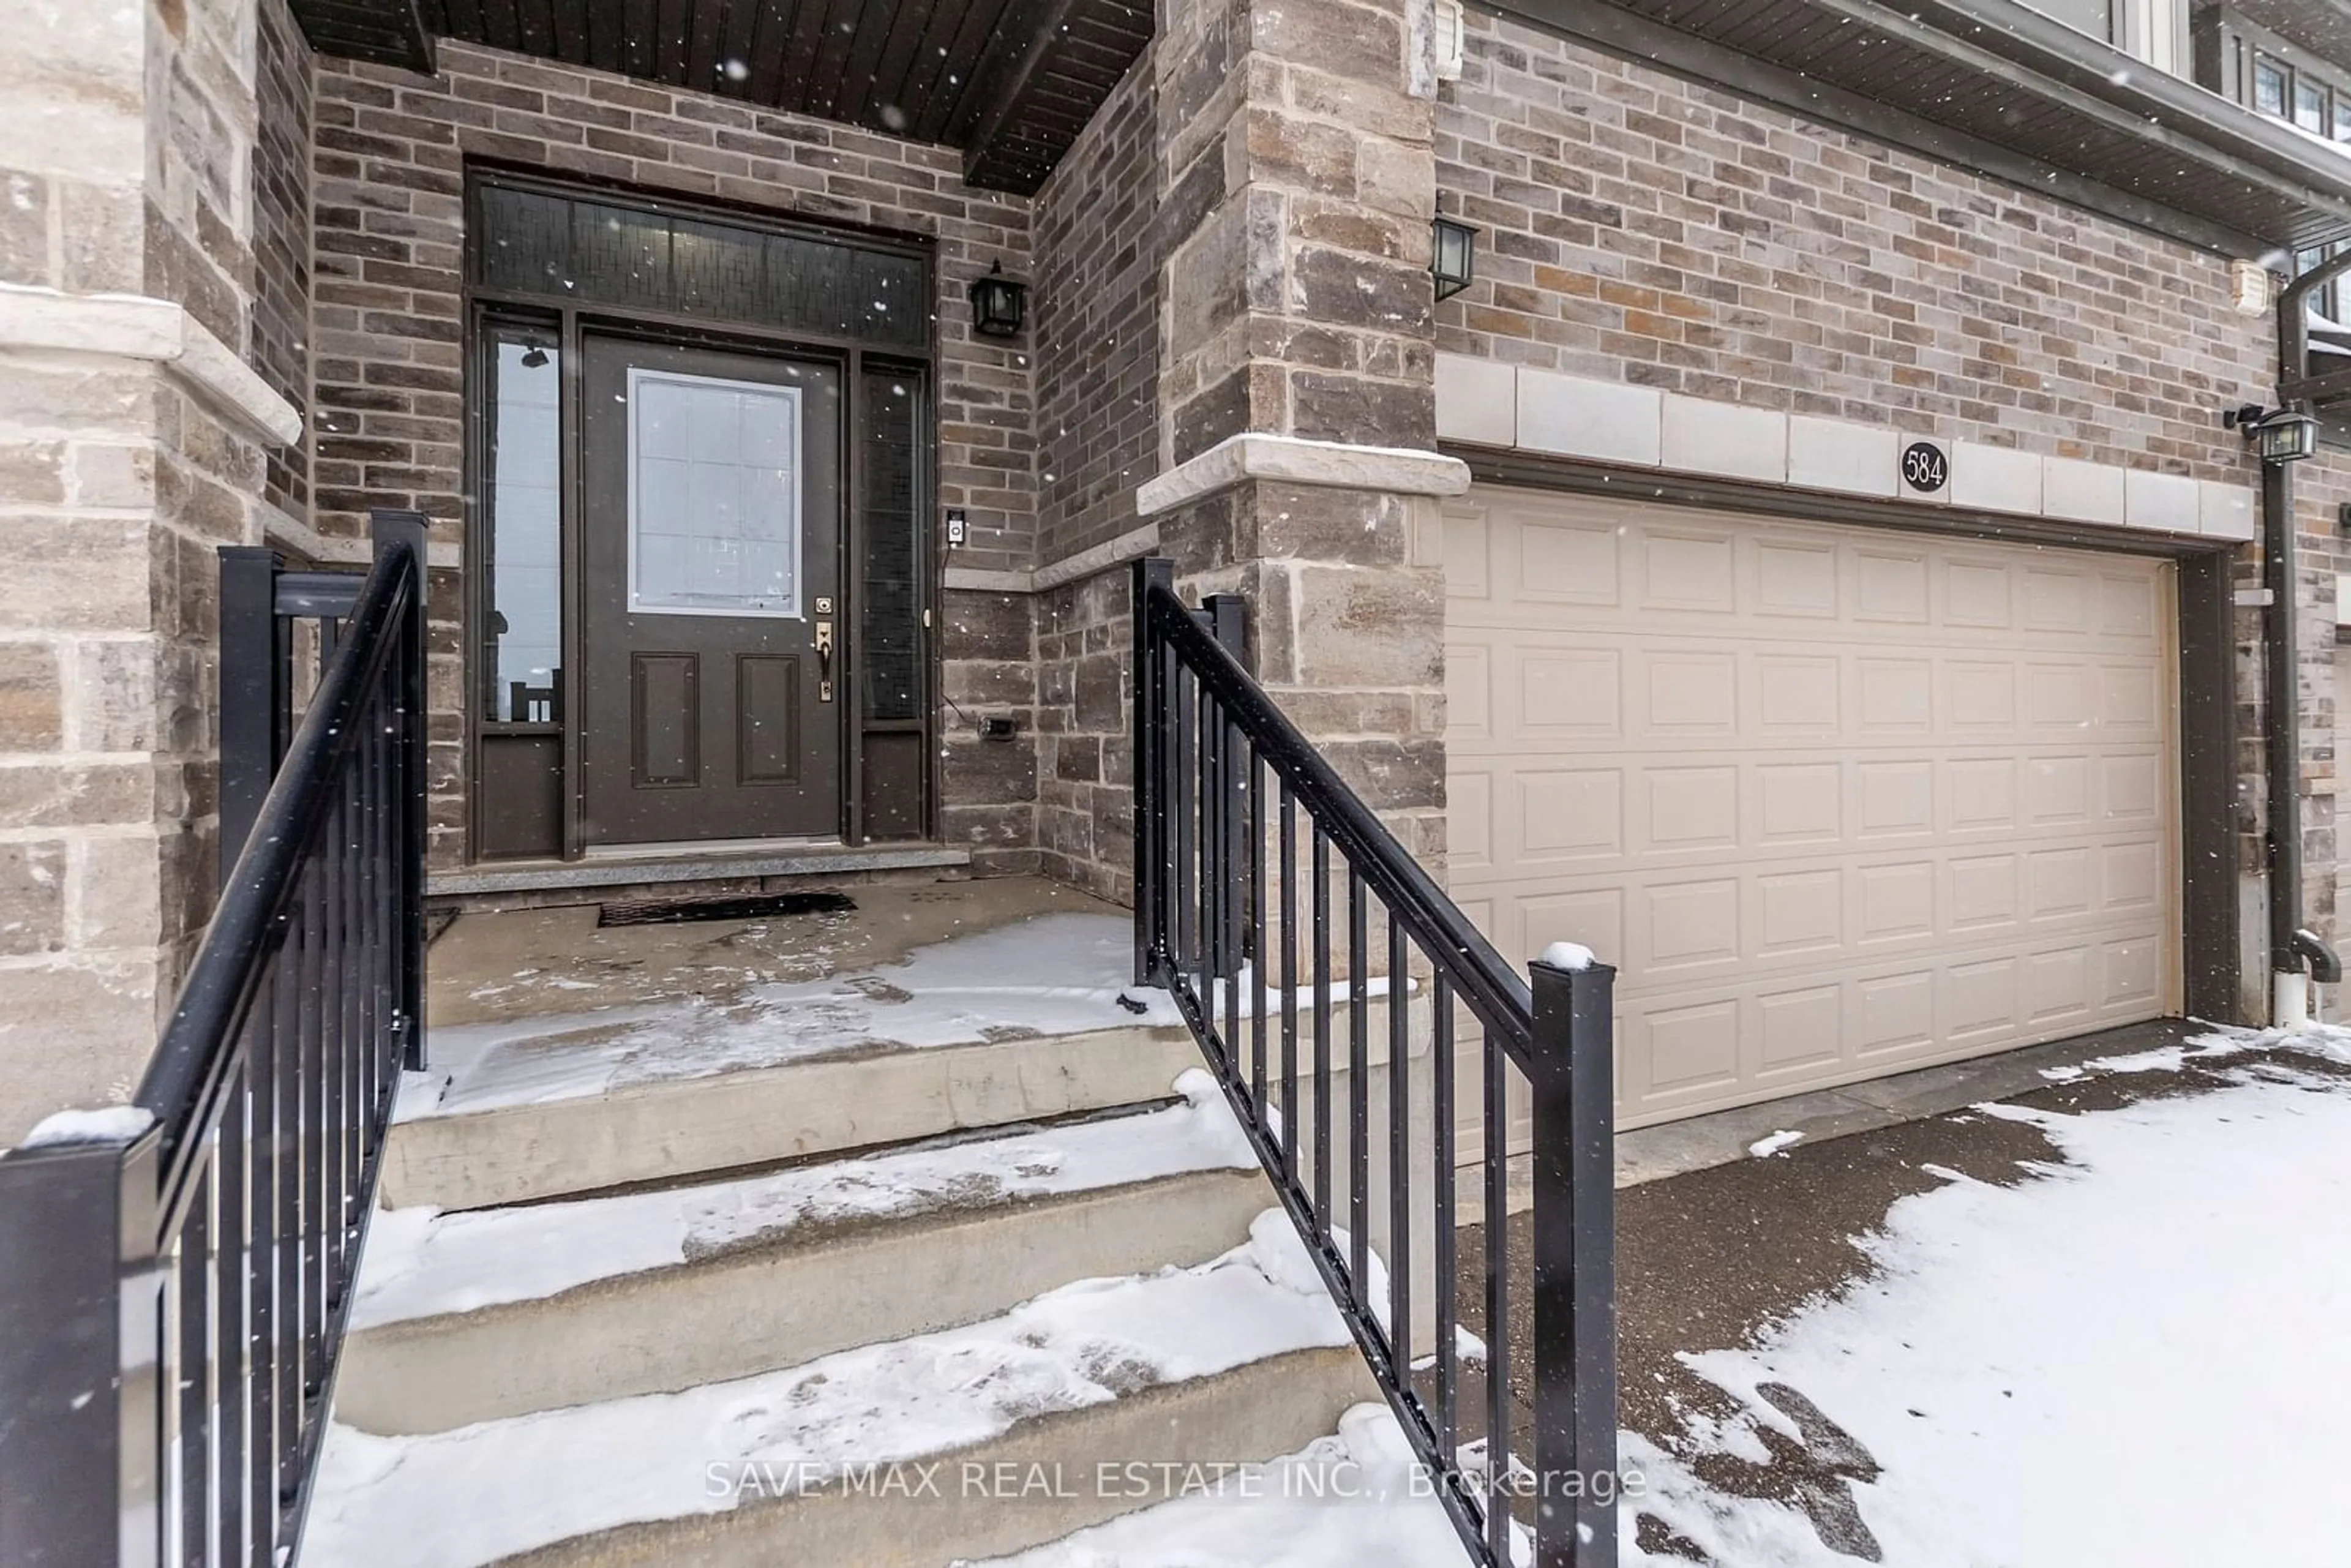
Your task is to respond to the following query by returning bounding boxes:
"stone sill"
[1436,351,2257,544]
[0,283,302,447]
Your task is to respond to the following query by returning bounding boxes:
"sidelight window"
[481,327,563,723]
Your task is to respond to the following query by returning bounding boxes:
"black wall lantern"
[968,261,1027,338]
[1432,214,1479,301]
[2227,402,2321,464]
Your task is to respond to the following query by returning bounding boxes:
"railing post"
[219,546,288,890]
[0,1133,162,1567]
[372,509,432,1070]
[1527,956,1618,1567]
[1131,557,1175,986]
[1202,593,1247,981]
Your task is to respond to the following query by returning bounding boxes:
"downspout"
[2267,258,2351,1024]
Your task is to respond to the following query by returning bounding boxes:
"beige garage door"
[1444,487,2180,1130]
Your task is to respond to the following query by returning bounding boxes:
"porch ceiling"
[288,0,1153,195]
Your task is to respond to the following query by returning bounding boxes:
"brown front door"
[580,336,844,845]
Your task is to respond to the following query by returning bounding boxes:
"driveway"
[1465,1024,2351,1566]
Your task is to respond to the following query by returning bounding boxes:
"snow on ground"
[968,1403,1470,1568]
[1625,1029,2351,1566]
[399,912,1183,1120]
[351,1070,1257,1329]
[306,1212,1357,1568]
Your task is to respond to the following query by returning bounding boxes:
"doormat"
[596,891,858,928]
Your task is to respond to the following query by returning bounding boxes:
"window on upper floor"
[2019,0,2191,73]
[2298,74,2329,131]
[2257,54,2290,115]
[2205,12,2351,144]
[2298,246,2340,323]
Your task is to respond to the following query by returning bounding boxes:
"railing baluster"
[1158,637,1180,977]
[250,963,283,1551]
[1249,751,1267,1114]
[1434,971,1459,1468]
[1174,662,1196,981]
[178,1152,212,1563]
[321,784,348,1330]
[1311,828,1332,1227]
[1389,915,1411,1382]
[216,1041,250,1567]
[1279,786,1298,1182]
[1348,867,1369,1313]
[1485,1043,1510,1564]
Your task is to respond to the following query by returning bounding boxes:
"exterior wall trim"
[1134,433,1473,517]
[943,522,1164,595]
[0,283,304,448]
[1438,352,2259,544]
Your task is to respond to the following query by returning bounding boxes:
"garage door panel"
[1443,489,2179,1130]
[1641,530,1738,610]
[1757,539,1840,617]
[1517,768,1622,860]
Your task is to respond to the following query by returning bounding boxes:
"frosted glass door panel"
[627,369,803,617]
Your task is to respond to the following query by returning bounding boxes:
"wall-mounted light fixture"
[968,261,1026,339]
[2227,402,2320,463]
[1432,214,1479,301]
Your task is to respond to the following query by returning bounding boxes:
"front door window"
[628,370,804,619]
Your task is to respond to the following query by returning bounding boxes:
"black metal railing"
[0,510,429,1566]
[1131,557,1617,1568]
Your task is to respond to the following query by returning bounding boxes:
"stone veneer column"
[0,0,300,1141]
[1144,0,1461,857]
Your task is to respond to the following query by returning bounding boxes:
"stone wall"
[0,0,297,1141]
[307,42,1038,868]
[1157,0,1441,462]
[1035,565,1134,900]
[1436,11,2274,482]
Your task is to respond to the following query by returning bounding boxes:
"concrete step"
[973,1403,1474,1567]
[383,1019,1201,1212]
[304,1215,1381,1568]
[336,1081,1270,1435]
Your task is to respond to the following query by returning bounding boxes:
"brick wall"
[254,0,314,528]
[307,42,1038,867]
[1032,61,1160,568]
[1023,56,1161,898]
[1437,11,2274,483]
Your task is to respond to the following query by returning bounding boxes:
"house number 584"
[1901,441,1949,494]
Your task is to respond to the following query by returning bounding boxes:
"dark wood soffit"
[290,0,435,72]
[290,0,1150,196]
[1491,0,2351,252]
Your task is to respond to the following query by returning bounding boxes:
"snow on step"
[353,1070,1254,1330]
[305,1213,1356,1568]
[399,912,1182,1122]
[970,1404,1471,1568]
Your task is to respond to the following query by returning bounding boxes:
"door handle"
[815,620,834,703]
